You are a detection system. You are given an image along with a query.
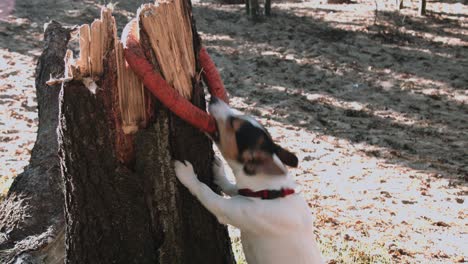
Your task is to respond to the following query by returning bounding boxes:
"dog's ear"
[274,145,299,168]
[243,150,287,176]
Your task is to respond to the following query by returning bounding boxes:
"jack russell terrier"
[174,97,323,264]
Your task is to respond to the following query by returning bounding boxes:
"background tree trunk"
[327,0,351,4]
[0,21,68,264]
[265,0,271,16]
[418,0,426,16]
[247,0,260,20]
[245,0,271,18]
[397,0,404,10]
[218,0,245,4]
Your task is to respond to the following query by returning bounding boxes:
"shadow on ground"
[1,0,466,183]
[193,5,468,183]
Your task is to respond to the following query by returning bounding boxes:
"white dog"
[174,97,323,264]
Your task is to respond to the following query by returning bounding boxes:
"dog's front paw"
[174,160,199,188]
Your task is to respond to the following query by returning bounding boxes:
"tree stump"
[58,2,234,264]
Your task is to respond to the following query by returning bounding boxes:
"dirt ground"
[0,0,467,263]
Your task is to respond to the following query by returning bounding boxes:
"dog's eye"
[211,130,219,142]
[228,116,235,129]
[212,122,220,142]
[243,163,256,175]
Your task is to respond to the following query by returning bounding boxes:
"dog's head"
[208,97,298,176]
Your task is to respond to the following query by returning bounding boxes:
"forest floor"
[0,0,467,263]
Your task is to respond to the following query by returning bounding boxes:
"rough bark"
[134,95,235,264]
[58,78,157,263]
[0,21,68,264]
[133,2,235,262]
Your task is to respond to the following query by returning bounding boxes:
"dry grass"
[318,235,393,264]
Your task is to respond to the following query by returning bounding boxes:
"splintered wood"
[77,25,90,76]
[64,8,146,134]
[139,0,196,99]
[76,9,114,77]
[115,43,147,134]
[53,1,197,135]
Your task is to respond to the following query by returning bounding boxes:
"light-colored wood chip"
[78,24,90,76]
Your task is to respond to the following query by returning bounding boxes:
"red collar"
[238,188,295,200]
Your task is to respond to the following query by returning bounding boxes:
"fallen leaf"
[432,221,450,227]
[402,200,417,204]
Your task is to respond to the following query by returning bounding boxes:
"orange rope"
[199,47,229,104]
[123,22,223,135]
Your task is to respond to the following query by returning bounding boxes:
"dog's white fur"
[174,159,323,264]
[174,100,323,264]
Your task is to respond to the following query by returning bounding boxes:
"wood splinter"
[123,0,228,135]
[139,2,196,99]
[48,8,147,137]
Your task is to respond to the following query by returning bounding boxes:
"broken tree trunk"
[133,3,234,262]
[58,8,146,263]
[58,9,157,263]
[58,2,234,263]
[0,21,68,264]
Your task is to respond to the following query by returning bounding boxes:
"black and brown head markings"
[215,114,298,176]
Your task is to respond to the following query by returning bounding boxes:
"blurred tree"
[397,0,426,16]
[220,0,245,3]
[419,0,426,16]
[246,0,271,20]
